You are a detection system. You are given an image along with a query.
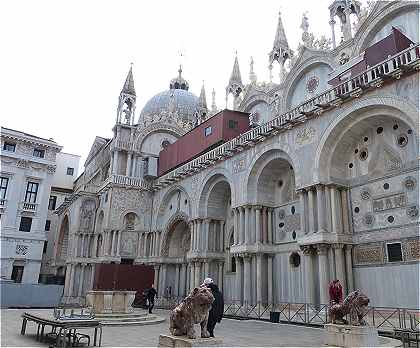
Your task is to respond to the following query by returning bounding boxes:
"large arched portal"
[161,215,191,298]
[56,215,70,262]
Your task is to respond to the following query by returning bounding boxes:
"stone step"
[95,311,149,319]
[100,316,165,326]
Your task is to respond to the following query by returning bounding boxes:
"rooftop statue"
[169,286,215,339]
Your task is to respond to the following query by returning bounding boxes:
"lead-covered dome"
[139,66,200,123]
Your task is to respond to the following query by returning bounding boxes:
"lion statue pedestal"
[324,290,402,347]
[158,286,223,347]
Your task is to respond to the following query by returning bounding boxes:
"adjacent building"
[0,127,80,284]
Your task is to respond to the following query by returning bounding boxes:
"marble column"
[298,190,308,234]
[194,262,201,288]
[239,207,244,245]
[255,206,262,244]
[302,247,315,304]
[262,207,267,243]
[317,244,329,304]
[329,18,336,49]
[112,150,118,174]
[325,186,332,233]
[267,208,273,244]
[190,263,195,291]
[153,265,160,293]
[235,256,243,303]
[89,264,95,291]
[243,255,251,305]
[204,260,210,278]
[73,234,79,258]
[345,245,354,294]
[256,254,262,303]
[244,206,250,245]
[198,220,203,250]
[143,233,148,256]
[137,232,142,258]
[333,244,347,293]
[175,264,180,297]
[116,231,121,256]
[68,263,75,297]
[330,186,343,234]
[189,222,193,251]
[341,189,350,234]
[156,231,161,256]
[92,234,98,258]
[307,188,316,233]
[328,247,335,281]
[316,185,326,233]
[219,220,224,252]
[204,220,210,252]
[267,254,273,305]
[126,152,132,176]
[77,264,85,297]
[111,231,116,256]
[233,209,239,245]
[161,264,167,296]
[217,262,224,293]
[180,263,187,296]
[63,264,72,296]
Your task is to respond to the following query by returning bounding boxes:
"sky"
[0,0,367,173]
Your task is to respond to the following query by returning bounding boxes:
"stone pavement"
[1,308,328,347]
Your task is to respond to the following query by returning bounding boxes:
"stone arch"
[246,147,298,204]
[197,171,233,218]
[314,96,419,182]
[134,123,185,152]
[282,54,336,109]
[56,214,70,261]
[352,1,420,55]
[160,211,190,257]
[122,211,139,231]
[155,185,191,230]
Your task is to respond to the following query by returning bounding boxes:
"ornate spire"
[122,64,136,96]
[249,56,257,84]
[226,52,244,110]
[269,10,293,65]
[229,52,243,88]
[211,88,217,113]
[199,81,207,110]
[170,65,189,90]
[117,64,136,125]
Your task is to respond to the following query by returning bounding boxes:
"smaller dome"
[169,65,189,91]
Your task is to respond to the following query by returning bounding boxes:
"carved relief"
[296,127,316,146]
[354,244,384,264]
[278,209,286,220]
[111,188,151,224]
[403,176,416,191]
[384,148,402,171]
[79,199,96,232]
[16,159,29,169]
[360,189,371,200]
[363,213,375,226]
[120,232,138,257]
[406,205,419,218]
[372,193,406,212]
[47,165,57,174]
[406,239,420,261]
[17,143,33,155]
[16,245,28,255]
[232,157,246,174]
[284,214,301,232]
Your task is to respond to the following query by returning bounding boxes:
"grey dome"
[139,89,200,122]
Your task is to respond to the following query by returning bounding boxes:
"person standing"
[202,278,224,338]
[328,279,343,305]
[147,284,158,314]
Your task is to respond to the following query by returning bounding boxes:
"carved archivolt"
[160,211,190,257]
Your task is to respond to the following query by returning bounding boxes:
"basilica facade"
[53,1,419,309]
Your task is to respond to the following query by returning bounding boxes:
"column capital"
[316,244,329,255]
[332,243,344,250]
[300,245,315,256]
[345,244,353,251]
[253,205,262,210]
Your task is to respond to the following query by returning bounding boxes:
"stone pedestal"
[324,323,379,347]
[158,334,223,347]
[86,290,136,314]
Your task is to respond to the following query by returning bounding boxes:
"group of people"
[145,277,224,337]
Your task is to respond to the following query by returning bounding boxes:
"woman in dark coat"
[203,278,224,337]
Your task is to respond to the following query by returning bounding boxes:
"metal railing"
[21,202,38,212]
[111,174,151,189]
[155,297,420,333]
[153,44,420,190]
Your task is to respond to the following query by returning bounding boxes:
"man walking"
[202,278,224,337]
[146,284,158,314]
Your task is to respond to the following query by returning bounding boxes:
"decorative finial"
[178,64,182,77]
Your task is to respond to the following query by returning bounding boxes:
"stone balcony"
[20,201,38,214]
[0,198,6,212]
